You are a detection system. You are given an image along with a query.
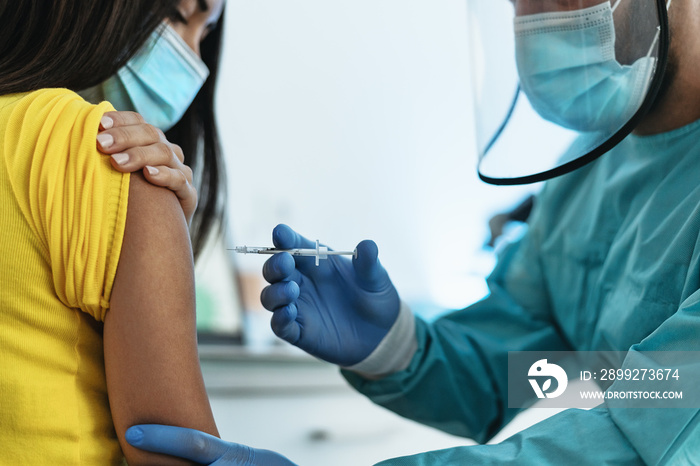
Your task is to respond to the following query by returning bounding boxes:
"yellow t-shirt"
[0,89,129,464]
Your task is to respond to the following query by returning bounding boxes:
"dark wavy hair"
[0,2,180,91]
[166,12,226,259]
[0,0,226,260]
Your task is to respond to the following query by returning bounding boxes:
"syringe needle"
[230,240,357,266]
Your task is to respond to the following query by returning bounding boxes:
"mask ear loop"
[611,0,623,13]
[644,0,673,59]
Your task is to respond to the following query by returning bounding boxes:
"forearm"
[342,287,572,442]
[361,288,700,464]
[374,407,645,466]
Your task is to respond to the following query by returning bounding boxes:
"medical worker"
[128,0,700,464]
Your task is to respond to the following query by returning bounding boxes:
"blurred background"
[193,1,547,464]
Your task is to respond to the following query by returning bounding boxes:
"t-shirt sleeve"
[4,89,130,322]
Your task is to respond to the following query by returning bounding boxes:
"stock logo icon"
[528,359,568,399]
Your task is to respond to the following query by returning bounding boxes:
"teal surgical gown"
[343,120,700,465]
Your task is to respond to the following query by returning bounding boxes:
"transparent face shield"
[470,0,671,185]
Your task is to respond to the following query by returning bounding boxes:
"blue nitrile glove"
[260,224,401,367]
[126,425,297,466]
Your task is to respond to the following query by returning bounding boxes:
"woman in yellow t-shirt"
[0,1,223,464]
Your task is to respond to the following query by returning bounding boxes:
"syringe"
[232,240,357,266]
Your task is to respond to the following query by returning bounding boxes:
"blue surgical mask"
[79,23,209,132]
[514,2,656,132]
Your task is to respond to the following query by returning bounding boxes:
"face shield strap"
[478,0,671,186]
[482,84,521,156]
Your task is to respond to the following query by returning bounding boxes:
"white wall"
[214,0,537,315]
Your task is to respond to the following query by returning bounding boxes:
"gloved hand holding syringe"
[232,239,357,266]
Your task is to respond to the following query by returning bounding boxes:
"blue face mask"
[79,23,209,132]
[514,2,656,132]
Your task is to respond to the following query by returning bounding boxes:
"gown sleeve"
[366,288,700,465]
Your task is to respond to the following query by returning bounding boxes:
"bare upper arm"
[105,173,219,465]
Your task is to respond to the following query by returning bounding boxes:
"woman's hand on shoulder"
[96,111,197,225]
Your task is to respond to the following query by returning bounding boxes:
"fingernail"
[111,153,129,165]
[100,115,114,129]
[125,426,143,445]
[96,133,113,149]
[146,166,159,176]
